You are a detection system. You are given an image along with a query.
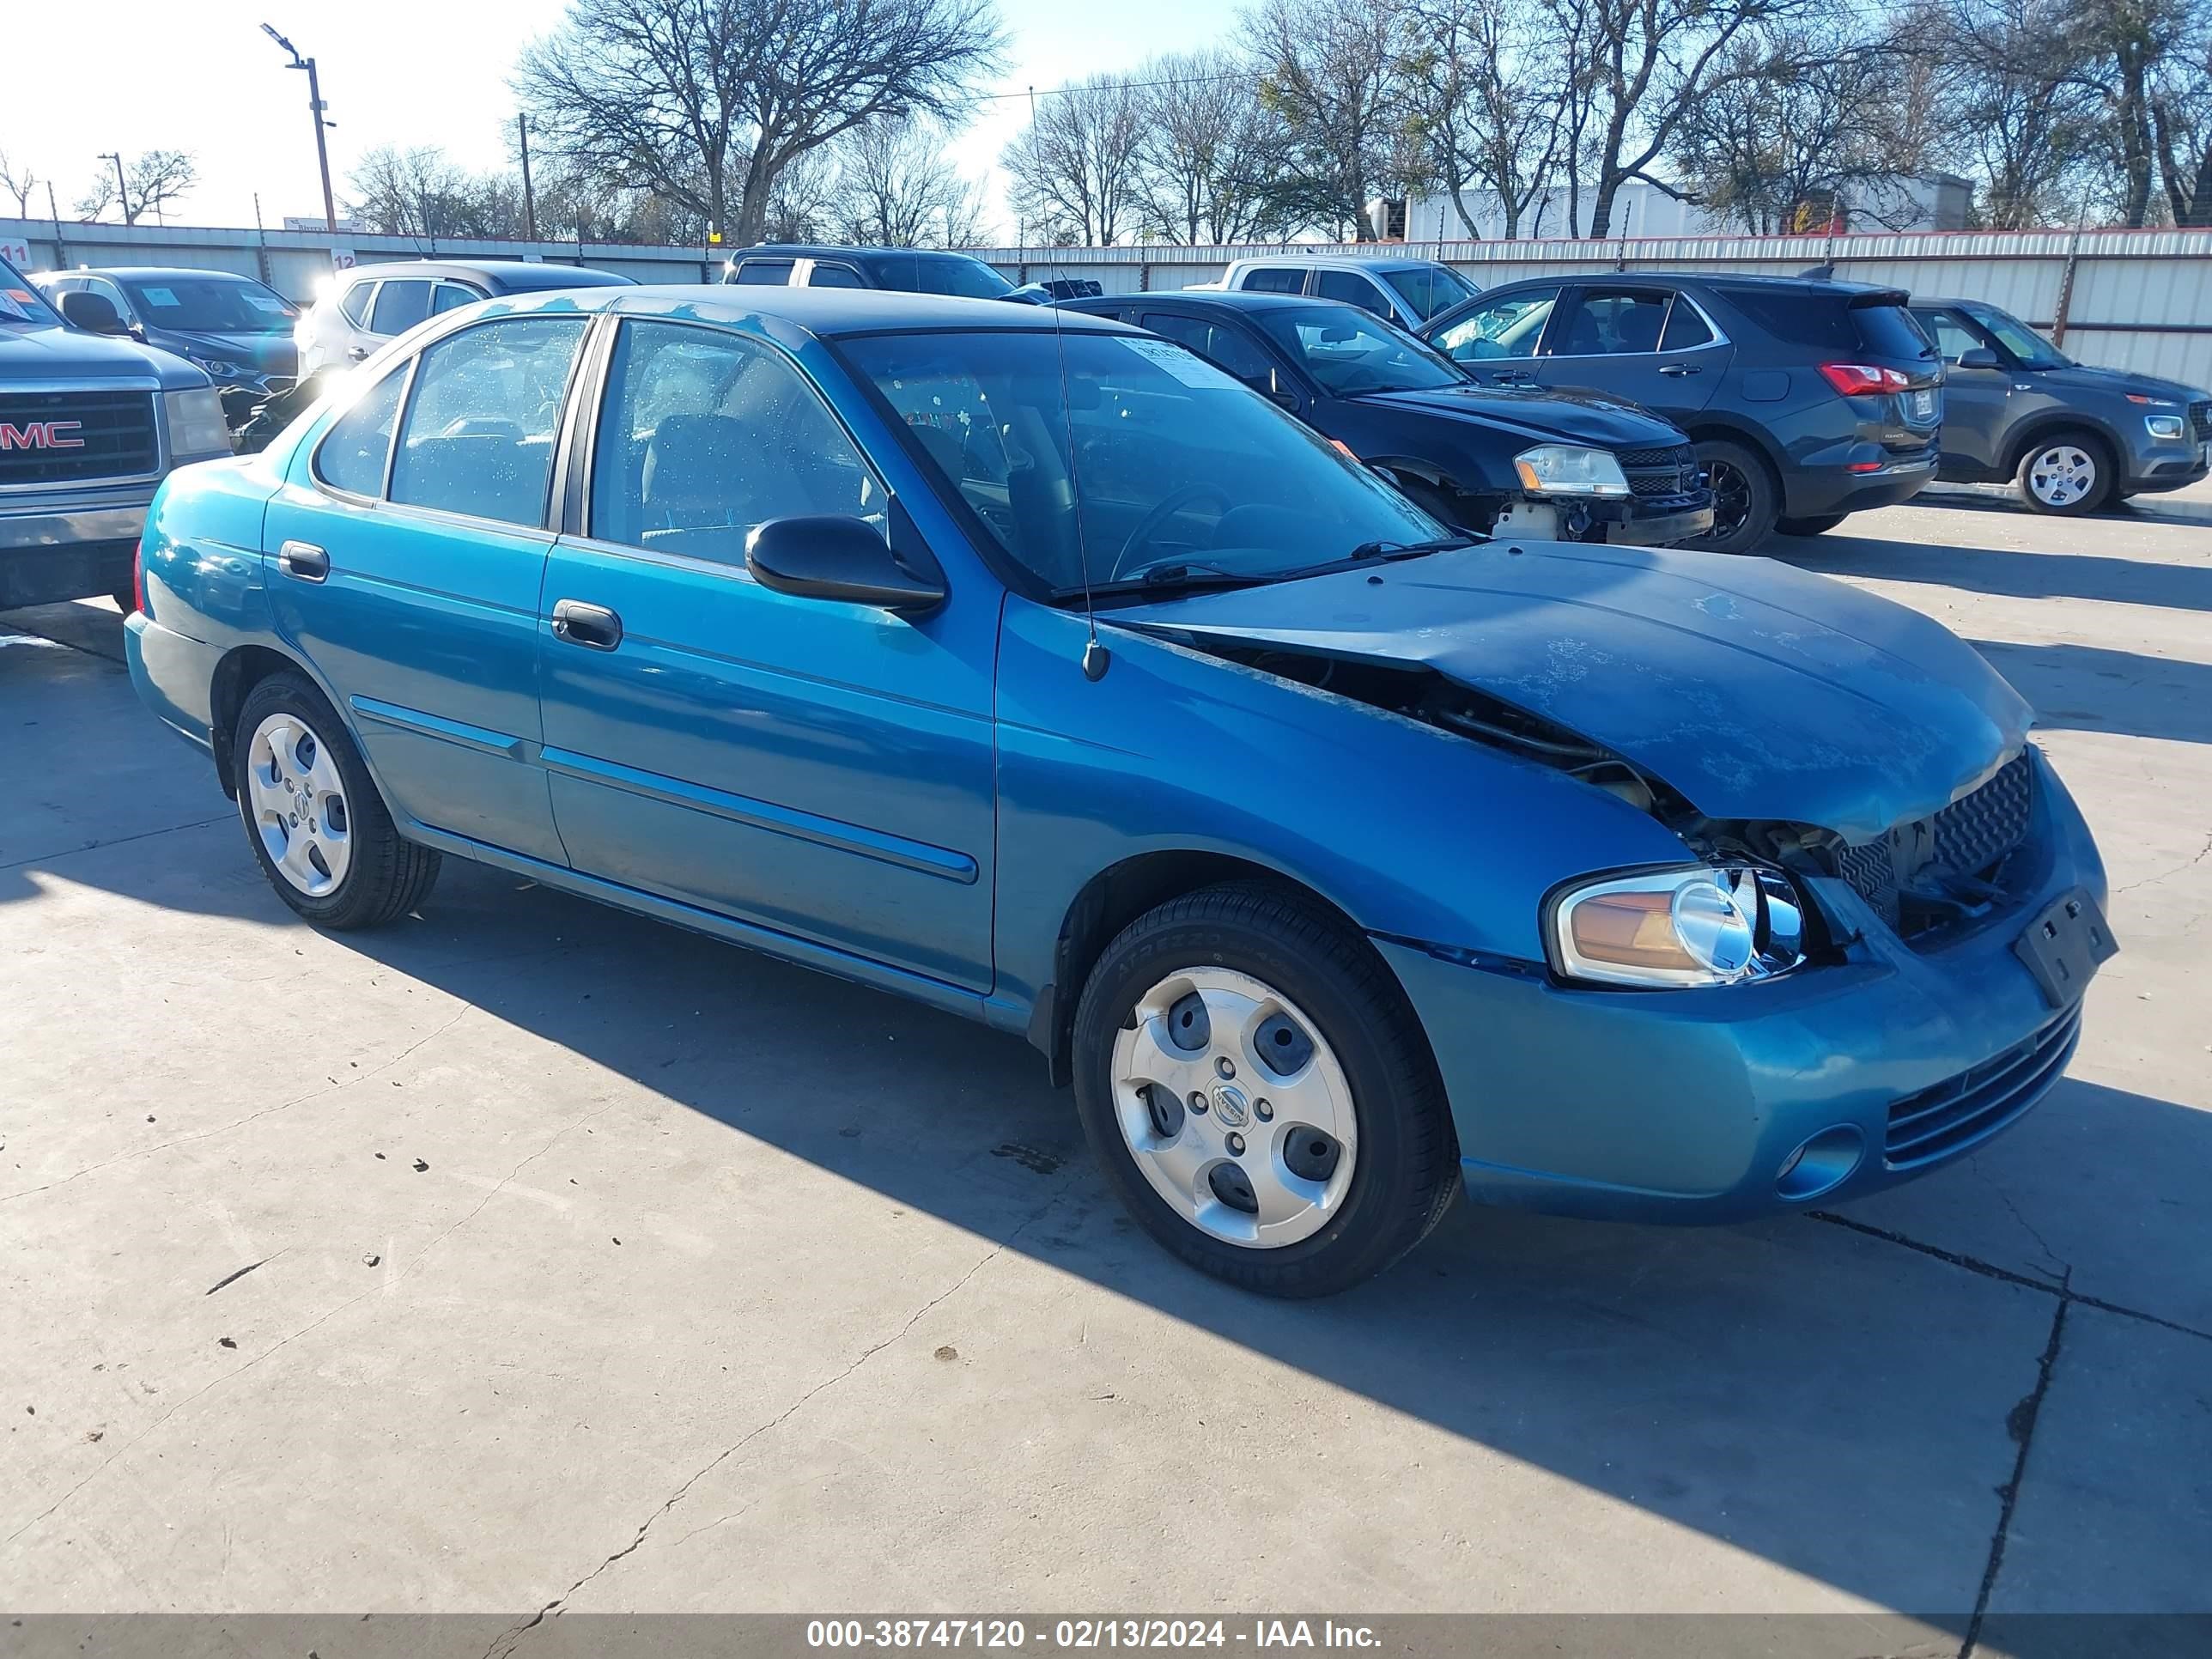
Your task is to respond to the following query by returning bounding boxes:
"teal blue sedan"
[124,285,2112,1295]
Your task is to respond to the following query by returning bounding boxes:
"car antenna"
[1032,116,1108,681]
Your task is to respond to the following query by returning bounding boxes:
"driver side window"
[1915,308,1983,364]
[1433,289,1559,362]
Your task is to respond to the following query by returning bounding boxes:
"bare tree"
[516,0,1003,246]
[75,149,198,225]
[1401,0,1565,239]
[2153,2,2212,222]
[829,117,992,246]
[1931,0,2106,225]
[1002,75,1149,245]
[1241,0,1415,240]
[1131,50,1296,243]
[0,151,37,219]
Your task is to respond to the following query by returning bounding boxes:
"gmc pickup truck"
[2,252,232,611]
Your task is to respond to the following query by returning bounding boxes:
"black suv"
[1908,296,2212,514]
[1065,290,1712,545]
[720,244,1018,300]
[1421,274,1942,552]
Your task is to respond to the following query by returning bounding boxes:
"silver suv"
[1209,257,1480,330]
[1,255,232,611]
[295,259,635,377]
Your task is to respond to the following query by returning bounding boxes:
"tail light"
[1819,362,1912,397]
[130,540,147,616]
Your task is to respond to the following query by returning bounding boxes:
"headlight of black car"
[1548,865,1808,988]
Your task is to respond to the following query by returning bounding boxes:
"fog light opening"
[1776,1126,1864,1201]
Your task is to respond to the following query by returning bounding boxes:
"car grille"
[0,390,159,487]
[1830,750,2036,931]
[1618,443,1700,498]
[2191,400,2212,441]
[1883,1005,2080,1169]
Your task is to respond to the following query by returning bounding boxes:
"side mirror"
[60,291,130,336]
[746,515,945,613]
[1956,347,2002,369]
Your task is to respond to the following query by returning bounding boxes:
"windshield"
[0,256,62,327]
[897,254,1013,301]
[1964,302,2071,369]
[1253,305,1466,396]
[1378,264,1477,320]
[122,275,297,334]
[843,329,1445,598]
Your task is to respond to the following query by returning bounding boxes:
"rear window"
[1716,287,1933,362]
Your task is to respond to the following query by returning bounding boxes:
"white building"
[1390,173,1972,242]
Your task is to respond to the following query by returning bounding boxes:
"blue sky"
[0,0,1239,240]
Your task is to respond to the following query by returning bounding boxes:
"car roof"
[726,244,989,266]
[47,265,276,283]
[345,259,634,290]
[493,283,1141,338]
[1227,254,1453,270]
[1065,290,1326,316]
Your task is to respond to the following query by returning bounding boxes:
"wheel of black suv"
[233,672,441,929]
[1777,513,1850,537]
[1689,440,1778,554]
[2016,430,2115,515]
[1071,882,1458,1297]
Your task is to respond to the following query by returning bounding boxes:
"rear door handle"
[346,344,370,361]
[1658,363,1702,378]
[551,599,623,651]
[276,540,329,581]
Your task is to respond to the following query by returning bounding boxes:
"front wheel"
[1688,440,1778,554]
[234,672,441,929]
[2016,433,2114,515]
[1071,883,1458,1297]
[1777,513,1849,537]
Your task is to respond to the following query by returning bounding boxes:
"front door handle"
[1492,368,1535,384]
[276,540,329,581]
[347,344,370,362]
[551,599,623,651]
[1657,363,1702,378]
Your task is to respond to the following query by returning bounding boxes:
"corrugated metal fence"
[8,218,2212,387]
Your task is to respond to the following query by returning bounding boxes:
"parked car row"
[122,283,2114,1295]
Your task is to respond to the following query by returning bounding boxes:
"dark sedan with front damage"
[1066,289,1712,545]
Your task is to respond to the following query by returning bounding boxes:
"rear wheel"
[1688,440,1778,554]
[2016,432,2114,515]
[1071,883,1457,1297]
[234,672,440,929]
[1776,513,1849,537]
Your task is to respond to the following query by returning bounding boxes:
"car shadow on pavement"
[277,852,2209,1632]
[1968,640,2212,744]
[1903,487,2212,529]
[1779,535,2212,612]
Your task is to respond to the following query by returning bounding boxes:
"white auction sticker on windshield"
[0,289,31,321]
[244,293,291,314]
[1118,335,1241,390]
[141,287,179,307]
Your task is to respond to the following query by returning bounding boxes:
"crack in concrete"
[1968,1158,2069,1282]
[1808,1211,2210,1342]
[2113,828,2212,896]
[0,813,235,873]
[1960,1285,2069,1659]
[480,1188,1068,1659]
[0,1004,474,1206]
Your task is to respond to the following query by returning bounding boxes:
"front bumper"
[2124,434,2211,493]
[1377,748,2107,1224]
[1595,493,1715,546]
[0,488,155,607]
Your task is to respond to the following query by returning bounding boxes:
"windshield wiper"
[1344,535,1480,562]
[1080,562,1277,601]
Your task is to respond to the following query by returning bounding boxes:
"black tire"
[110,583,136,612]
[1776,513,1849,537]
[1688,439,1779,554]
[2014,430,2115,516]
[1070,882,1458,1297]
[233,672,441,929]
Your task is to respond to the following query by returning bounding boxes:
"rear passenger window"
[368,279,433,336]
[313,366,407,497]
[588,320,882,568]
[388,317,588,527]
[1143,313,1275,387]
[1239,268,1306,295]
[1660,300,1715,350]
[431,282,482,315]
[1560,290,1670,354]
[1315,270,1390,316]
[806,264,866,289]
[733,260,794,286]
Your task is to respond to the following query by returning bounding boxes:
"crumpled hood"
[1115,541,2031,842]
[1355,383,1682,450]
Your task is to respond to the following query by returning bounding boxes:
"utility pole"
[517,112,538,243]
[261,24,338,234]
[98,151,129,223]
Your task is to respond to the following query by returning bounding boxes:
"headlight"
[2145,414,2187,440]
[1548,865,1807,988]
[163,386,233,458]
[193,357,247,380]
[1514,444,1631,498]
